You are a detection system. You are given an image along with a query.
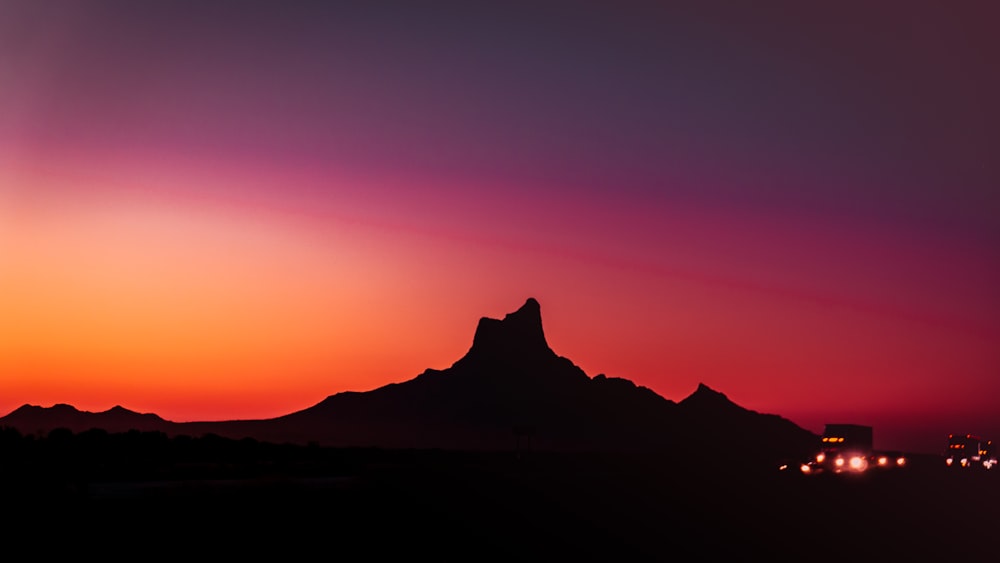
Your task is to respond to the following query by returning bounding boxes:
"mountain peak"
[464,297,552,363]
[514,296,541,315]
[694,382,720,396]
[680,383,735,408]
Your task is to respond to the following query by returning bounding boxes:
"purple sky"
[2,0,999,454]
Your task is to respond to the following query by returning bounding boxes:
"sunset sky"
[2,0,998,454]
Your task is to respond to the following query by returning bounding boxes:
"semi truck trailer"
[799,424,906,474]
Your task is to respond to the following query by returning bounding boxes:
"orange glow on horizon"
[2,163,999,456]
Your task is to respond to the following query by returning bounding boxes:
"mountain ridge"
[0,298,818,462]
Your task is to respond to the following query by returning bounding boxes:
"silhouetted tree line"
[0,425,438,502]
[0,425,538,494]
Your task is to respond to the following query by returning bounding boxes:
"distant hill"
[0,298,818,463]
[0,403,172,435]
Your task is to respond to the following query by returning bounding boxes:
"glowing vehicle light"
[800,464,812,473]
[946,434,995,469]
[877,456,888,466]
[849,456,866,470]
[816,453,826,463]
[896,457,906,466]
[835,457,845,467]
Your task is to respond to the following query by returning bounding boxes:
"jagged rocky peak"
[681,383,732,405]
[467,297,553,360]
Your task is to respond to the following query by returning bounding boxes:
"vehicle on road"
[944,434,996,470]
[798,424,906,475]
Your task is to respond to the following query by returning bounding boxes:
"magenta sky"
[2,0,998,454]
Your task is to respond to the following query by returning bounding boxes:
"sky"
[1,0,998,455]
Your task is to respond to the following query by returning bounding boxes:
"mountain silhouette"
[0,404,170,435]
[0,298,817,462]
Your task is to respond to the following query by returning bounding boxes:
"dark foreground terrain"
[2,429,996,561]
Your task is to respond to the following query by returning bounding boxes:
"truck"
[799,423,907,474]
[944,434,997,470]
